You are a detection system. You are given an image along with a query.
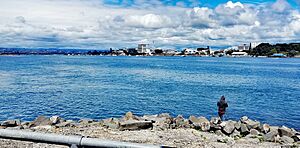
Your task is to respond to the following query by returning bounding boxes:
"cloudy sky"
[0,0,299,49]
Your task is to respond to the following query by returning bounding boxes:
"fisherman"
[217,95,228,121]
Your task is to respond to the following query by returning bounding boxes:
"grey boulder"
[240,123,250,135]
[119,120,153,131]
[278,126,296,137]
[263,130,278,142]
[280,136,295,144]
[29,116,51,127]
[222,120,236,135]
[1,119,21,127]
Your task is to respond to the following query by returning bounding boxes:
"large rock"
[244,119,260,129]
[220,121,227,128]
[240,123,250,135]
[210,123,222,131]
[198,117,210,131]
[235,121,241,131]
[102,118,120,129]
[189,116,210,131]
[50,116,65,125]
[278,126,296,137]
[280,136,295,144]
[29,116,51,127]
[263,130,278,142]
[230,129,241,138]
[210,117,221,125]
[210,117,221,131]
[222,120,236,135]
[174,115,185,128]
[188,116,198,124]
[144,114,172,124]
[124,112,139,121]
[259,123,270,134]
[183,119,192,128]
[292,135,300,142]
[143,114,172,130]
[250,129,260,136]
[240,116,248,123]
[174,115,184,125]
[1,119,21,127]
[269,126,279,133]
[119,120,153,131]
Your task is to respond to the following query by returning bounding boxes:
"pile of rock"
[0,116,79,131]
[0,113,299,146]
[100,113,299,145]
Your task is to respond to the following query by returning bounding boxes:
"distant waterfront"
[0,56,299,130]
[1,42,300,57]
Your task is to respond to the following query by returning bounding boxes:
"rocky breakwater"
[0,112,299,147]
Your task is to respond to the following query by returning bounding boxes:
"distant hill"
[249,43,300,57]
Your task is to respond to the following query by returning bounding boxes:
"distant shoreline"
[1,54,300,58]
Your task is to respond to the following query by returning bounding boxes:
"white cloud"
[272,0,291,12]
[289,11,300,34]
[125,14,174,28]
[225,1,244,9]
[0,0,299,49]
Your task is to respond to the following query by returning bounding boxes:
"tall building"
[250,42,261,49]
[238,44,250,51]
[137,44,150,54]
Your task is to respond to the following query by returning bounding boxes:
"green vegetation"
[250,43,300,57]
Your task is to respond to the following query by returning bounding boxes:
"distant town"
[1,42,300,58]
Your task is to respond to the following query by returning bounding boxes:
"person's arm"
[225,103,228,108]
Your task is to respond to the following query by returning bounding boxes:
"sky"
[0,0,300,49]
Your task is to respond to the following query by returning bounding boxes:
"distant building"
[238,44,250,51]
[250,42,261,49]
[232,52,248,56]
[137,44,150,54]
[183,48,197,55]
[164,49,179,55]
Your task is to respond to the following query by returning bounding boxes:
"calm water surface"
[0,55,299,129]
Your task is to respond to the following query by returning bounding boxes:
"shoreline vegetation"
[0,112,299,147]
[1,43,300,58]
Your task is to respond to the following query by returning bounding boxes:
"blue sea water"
[0,55,299,129]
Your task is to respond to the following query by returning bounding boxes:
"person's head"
[220,95,225,101]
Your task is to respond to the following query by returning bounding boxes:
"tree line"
[249,43,300,57]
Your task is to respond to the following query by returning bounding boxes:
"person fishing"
[217,95,228,121]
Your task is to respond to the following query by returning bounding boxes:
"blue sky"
[103,0,299,8]
[0,0,299,49]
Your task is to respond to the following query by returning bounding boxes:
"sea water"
[0,55,299,129]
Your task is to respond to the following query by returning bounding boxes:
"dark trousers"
[218,112,225,121]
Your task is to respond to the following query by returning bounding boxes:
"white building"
[184,48,197,55]
[232,52,248,56]
[137,44,151,54]
[250,42,261,49]
[238,44,250,51]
